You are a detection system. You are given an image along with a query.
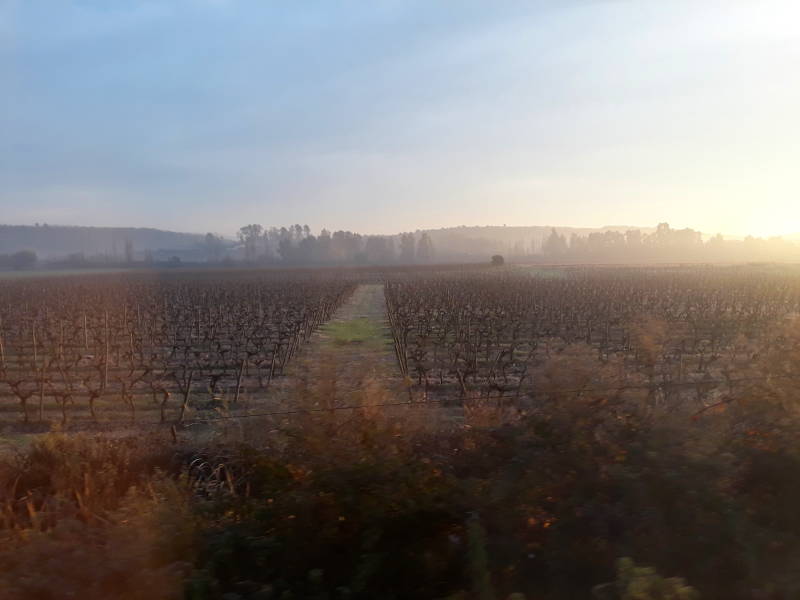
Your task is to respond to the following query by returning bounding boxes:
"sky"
[1,0,799,238]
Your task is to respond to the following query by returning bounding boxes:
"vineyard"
[386,266,800,411]
[4,264,800,599]
[0,270,355,427]
[4,264,800,429]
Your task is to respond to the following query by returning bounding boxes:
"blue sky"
[2,1,799,236]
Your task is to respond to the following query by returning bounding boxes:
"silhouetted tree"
[569,233,587,254]
[417,232,435,262]
[399,233,416,264]
[296,235,318,263]
[204,233,226,262]
[238,224,263,262]
[365,236,395,264]
[625,229,643,248]
[10,250,37,270]
[317,229,332,263]
[542,228,567,257]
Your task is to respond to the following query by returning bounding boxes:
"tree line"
[5,221,798,270]
[0,250,38,270]
[227,224,436,265]
[537,222,798,262]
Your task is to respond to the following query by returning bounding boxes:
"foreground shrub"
[0,434,176,530]
[5,382,800,599]
[0,435,195,600]
[0,476,197,600]
[593,558,698,600]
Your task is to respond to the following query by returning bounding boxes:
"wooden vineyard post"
[38,367,45,422]
[160,390,170,423]
[32,324,38,368]
[103,311,109,391]
[233,358,246,404]
[268,344,277,385]
[178,369,194,424]
[59,320,64,364]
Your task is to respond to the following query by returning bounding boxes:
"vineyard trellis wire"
[0,270,357,425]
[95,371,800,431]
[4,265,800,428]
[384,267,800,411]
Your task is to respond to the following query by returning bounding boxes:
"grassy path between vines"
[281,283,407,408]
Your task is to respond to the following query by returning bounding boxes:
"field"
[4,263,800,430]
[3,263,800,599]
[0,269,356,429]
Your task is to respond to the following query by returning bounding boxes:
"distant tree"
[417,232,435,262]
[491,254,504,266]
[399,233,416,264]
[542,228,567,257]
[625,229,643,248]
[238,224,263,262]
[124,238,134,263]
[330,230,362,263]
[10,250,37,270]
[63,252,87,267]
[278,236,295,262]
[385,236,396,263]
[647,222,674,248]
[317,229,332,263]
[365,236,395,264]
[330,231,346,262]
[569,233,587,255]
[296,235,318,263]
[204,233,226,262]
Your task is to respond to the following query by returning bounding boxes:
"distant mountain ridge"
[0,224,207,258]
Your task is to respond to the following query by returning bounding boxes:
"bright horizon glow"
[2,1,799,238]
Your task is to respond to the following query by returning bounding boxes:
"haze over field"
[6,4,800,598]
[3,1,799,237]
[3,221,799,267]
